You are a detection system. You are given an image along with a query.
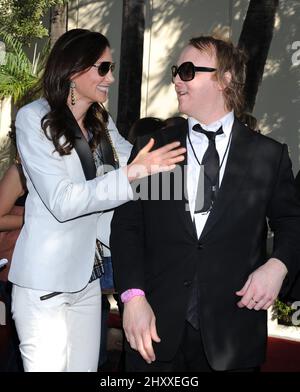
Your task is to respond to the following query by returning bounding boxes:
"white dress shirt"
[186,111,234,238]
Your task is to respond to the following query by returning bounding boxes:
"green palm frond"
[0,33,49,105]
[34,38,50,76]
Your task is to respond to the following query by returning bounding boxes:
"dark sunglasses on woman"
[92,61,115,76]
[171,61,216,82]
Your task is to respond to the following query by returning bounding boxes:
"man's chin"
[178,105,190,117]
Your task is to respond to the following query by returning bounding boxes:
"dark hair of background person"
[40,28,110,156]
[189,36,258,131]
[127,116,186,145]
[127,117,165,145]
[164,116,187,128]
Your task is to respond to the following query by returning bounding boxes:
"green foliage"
[271,299,296,326]
[0,0,65,43]
[0,33,49,106]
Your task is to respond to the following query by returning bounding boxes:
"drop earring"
[70,81,76,106]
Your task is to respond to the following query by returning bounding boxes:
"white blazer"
[9,98,132,292]
[97,113,132,256]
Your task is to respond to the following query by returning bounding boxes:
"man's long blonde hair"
[189,36,257,129]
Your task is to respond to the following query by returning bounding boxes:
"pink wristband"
[121,289,145,303]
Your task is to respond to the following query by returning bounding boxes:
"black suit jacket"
[283,170,300,301]
[111,118,300,370]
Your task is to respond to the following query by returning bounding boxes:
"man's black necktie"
[193,124,224,213]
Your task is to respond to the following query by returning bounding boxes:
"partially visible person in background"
[128,116,187,146]
[127,117,165,145]
[164,116,187,129]
[0,133,26,371]
[0,165,26,277]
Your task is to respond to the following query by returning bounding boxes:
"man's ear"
[218,71,232,91]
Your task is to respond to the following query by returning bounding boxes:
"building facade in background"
[1,0,299,176]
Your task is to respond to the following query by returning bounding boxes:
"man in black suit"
[111,36,300,371]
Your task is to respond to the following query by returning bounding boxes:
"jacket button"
[197,243,204,249]
[183,280,192,287]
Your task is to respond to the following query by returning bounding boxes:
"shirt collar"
[188,111,234,138]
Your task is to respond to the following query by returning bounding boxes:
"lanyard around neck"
[187,127,233,171]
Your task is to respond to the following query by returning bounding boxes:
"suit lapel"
[65,106,96,180]
[199,119,257,240]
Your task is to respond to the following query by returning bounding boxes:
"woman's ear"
[69,74,76,82]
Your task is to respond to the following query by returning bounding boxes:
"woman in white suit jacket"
[9,29,185,372]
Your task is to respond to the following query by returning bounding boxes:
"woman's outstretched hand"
[125,138,186,182]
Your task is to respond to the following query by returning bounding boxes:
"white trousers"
[11,279,101,372]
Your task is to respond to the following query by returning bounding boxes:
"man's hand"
[123,296,161,363]
[236,258,288,310]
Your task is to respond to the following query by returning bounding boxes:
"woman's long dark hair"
[41,29,110,155]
